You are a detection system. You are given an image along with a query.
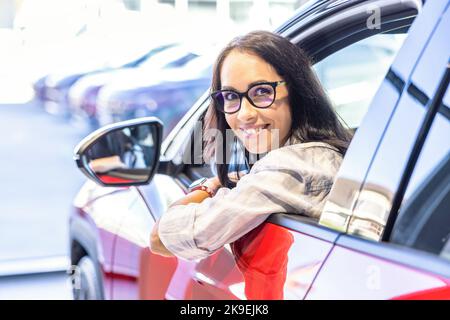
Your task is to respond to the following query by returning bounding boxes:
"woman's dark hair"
[203,30,353,188]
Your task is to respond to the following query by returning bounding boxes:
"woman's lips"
[240,124,270,138]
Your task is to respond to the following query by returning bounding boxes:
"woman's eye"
[254,87,272,96]
[224,92,238,101]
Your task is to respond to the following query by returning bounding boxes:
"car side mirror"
[74,117,163,187]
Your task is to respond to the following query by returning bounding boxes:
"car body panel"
[107,175,184,299]
[392,283,450,300]
[72,183,143,299]
[306,239,449,299]
[163,220,338,300]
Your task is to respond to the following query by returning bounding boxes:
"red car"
[70,0,450,299]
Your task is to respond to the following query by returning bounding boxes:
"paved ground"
[0,100,87,299]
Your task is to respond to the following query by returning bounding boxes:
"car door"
[149,0,422,300]
[110,176,183,299]
[110,93,209,299]
[307,0,450,299]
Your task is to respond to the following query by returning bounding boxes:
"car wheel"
[72,256,103,300]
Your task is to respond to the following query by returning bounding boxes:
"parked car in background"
[70,0,450,300]
[36,42,177,116]
[67,44,205,130]
[95,50,215,138]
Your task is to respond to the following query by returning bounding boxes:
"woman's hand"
[205,176,221,195]
[149,220,175,257]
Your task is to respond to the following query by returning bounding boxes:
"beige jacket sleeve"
[158,142,342,261]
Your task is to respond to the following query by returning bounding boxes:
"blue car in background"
[67,44,207,130]
[34,42,176,116]
[95,49,216,138]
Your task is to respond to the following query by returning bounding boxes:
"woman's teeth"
[241,125,269,135]
[243,128,261,134]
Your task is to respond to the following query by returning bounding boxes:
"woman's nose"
[237,97,258,123]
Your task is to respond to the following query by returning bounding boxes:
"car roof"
[276,0,360,33]
[276,0,424,35]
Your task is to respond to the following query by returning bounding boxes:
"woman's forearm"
[169,190,211,207]
[150,190,211,257]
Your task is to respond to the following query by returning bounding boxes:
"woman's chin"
[243,139,272,154]
[237,131,275,154]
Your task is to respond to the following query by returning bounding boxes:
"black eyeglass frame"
[211,80,287,114]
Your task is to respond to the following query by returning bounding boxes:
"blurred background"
[0,0,308,299]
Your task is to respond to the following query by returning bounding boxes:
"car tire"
[72,256,103,300]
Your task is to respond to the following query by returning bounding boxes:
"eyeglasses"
[211,81,286,114]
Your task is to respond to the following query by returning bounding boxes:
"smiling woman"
[150,30,352,261]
